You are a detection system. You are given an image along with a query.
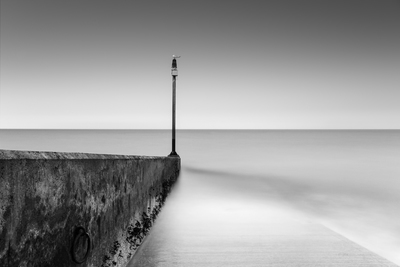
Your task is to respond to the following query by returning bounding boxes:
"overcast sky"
[1,0,399,129]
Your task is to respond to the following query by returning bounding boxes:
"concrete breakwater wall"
[0,150,180,267]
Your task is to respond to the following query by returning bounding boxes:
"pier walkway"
[128,169,397,267]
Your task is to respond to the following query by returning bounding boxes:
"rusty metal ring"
[71,226,91,264]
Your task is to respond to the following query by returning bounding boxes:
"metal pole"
[171,75,177,155]
[169,56,179,157]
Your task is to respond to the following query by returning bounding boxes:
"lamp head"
[171,55,180,76]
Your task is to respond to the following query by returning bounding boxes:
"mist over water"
[1,130,399,265]
[176,130,400,266]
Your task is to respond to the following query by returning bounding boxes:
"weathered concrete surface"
[0,149,180,267]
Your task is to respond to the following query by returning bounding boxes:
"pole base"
[168,151,180,157]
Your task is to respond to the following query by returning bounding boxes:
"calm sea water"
[0,130,399,265]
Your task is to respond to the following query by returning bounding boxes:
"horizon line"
[0,128,398,131]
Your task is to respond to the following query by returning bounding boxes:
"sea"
[0,130,399,265]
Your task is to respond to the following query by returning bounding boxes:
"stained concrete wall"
[0,150,180,267]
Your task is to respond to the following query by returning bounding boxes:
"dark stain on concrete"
[0,150,180,267]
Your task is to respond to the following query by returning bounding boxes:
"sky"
[1,0,399,129]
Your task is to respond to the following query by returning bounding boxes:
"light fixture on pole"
[169,55,180,157]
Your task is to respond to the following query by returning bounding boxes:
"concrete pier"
[0,149,180,267]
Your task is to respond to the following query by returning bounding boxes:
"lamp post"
[169,55,180,157]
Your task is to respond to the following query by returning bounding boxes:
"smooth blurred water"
[1,130,399,265]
